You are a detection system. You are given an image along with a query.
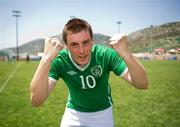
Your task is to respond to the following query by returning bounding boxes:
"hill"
[2,33,110,54]
[1,21,180,54]
[128,22,180,52]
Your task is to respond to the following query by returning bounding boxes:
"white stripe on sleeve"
[49,77,57,83]
[120,67,128,77]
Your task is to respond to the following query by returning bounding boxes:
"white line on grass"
[0,63,21,94]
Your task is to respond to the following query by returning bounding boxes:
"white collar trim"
[68,51,91,71]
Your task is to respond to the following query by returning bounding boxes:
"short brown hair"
[62,18,93,44]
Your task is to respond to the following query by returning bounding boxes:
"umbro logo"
[67,70,77,75]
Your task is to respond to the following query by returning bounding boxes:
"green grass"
[0,60,179,127]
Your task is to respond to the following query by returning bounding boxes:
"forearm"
[109,34,148,89]
[30,58,51,106]
[122,52,148,89]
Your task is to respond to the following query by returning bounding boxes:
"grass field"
[0,60,179,127]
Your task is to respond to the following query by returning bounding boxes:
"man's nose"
[79,45,84,53]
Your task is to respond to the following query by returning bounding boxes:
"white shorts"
[60,106,114,127]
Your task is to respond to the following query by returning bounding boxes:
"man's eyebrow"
[83,39,92,42]
[70,39,92,44]
[69,41,79,44]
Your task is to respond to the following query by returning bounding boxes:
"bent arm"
[30,58,55,106]
[30,37,63,107]
[122,54,148,89]
[109,34,148,89]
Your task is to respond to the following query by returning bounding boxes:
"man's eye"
[84,41,91,45]
[71,43,78,47]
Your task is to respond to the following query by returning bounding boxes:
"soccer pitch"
[0,61,179,127]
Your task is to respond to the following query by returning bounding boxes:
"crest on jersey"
[91,65,102,77]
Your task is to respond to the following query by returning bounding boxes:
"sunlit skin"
[66,30,93,67]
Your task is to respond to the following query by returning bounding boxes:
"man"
[30,18,148,127]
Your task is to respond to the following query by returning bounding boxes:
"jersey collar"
[68,51,91,71]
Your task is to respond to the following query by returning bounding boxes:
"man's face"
[66,30,93,67]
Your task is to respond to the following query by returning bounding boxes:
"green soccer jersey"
[49,44,127,112]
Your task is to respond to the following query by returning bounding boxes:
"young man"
[30,18,148,127]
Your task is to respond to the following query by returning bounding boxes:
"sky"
[0,0,179,49]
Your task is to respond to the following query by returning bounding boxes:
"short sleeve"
[107,48,127,76]
[48,58,61,81]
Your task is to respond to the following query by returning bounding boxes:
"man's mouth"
[76,55,90,66]
[78,55,87,59]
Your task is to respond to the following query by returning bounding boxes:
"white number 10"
[80,75,96,89]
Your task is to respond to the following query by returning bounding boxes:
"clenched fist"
[43,37,64,62]
[109,33,130,59]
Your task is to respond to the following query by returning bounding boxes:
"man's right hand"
[43,37,64,62]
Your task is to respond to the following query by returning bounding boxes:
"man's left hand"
[109,33,130,59]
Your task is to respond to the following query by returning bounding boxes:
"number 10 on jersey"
[80,75,96,89]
